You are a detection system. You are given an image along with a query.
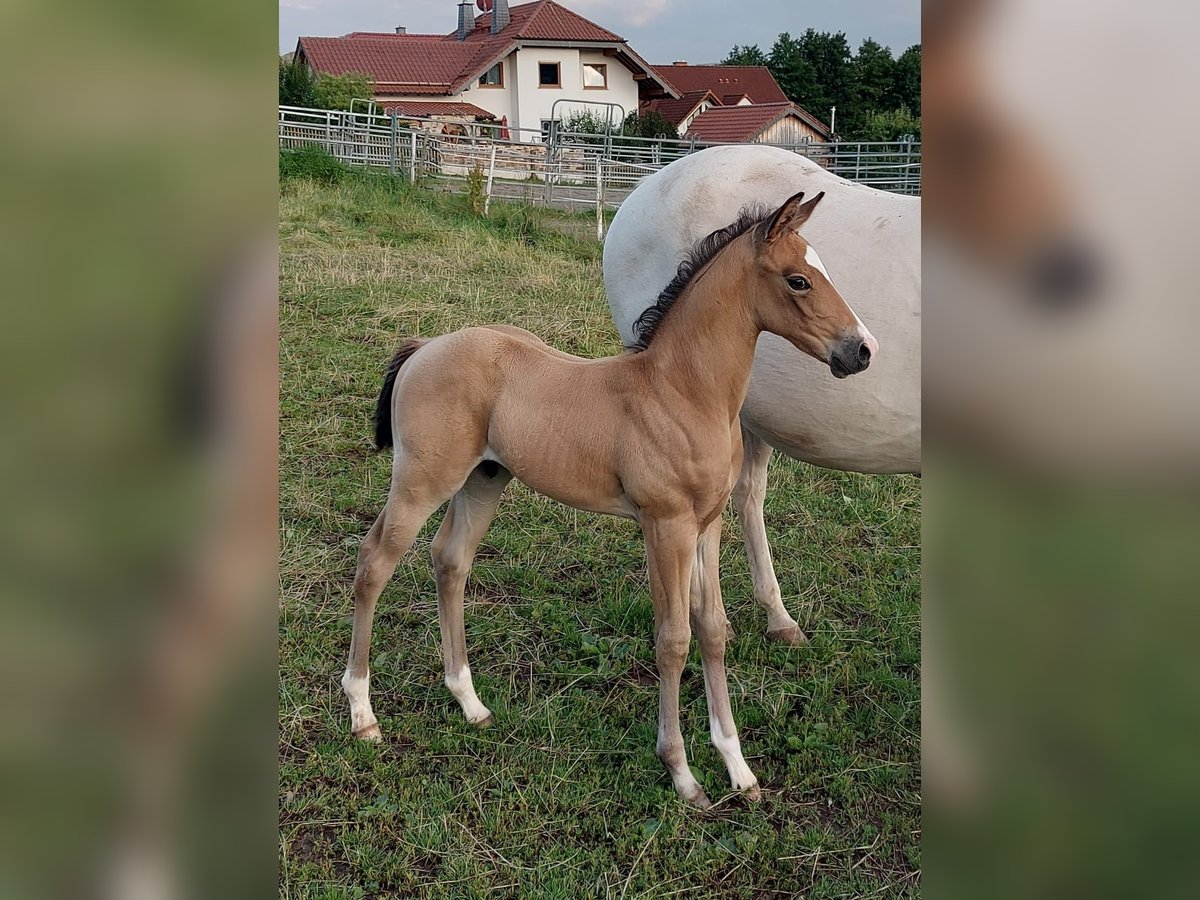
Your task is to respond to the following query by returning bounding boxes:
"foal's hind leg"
[732,425,807,645]
[431,464,511,727]
[342,484,446,741]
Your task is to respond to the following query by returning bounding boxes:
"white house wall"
[375,46,641,141]
[513,46,638,140]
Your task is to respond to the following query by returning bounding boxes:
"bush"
[858,105,921,142]
[621,109,674,139]
[279,145,349,184]
[312,72,374,112]
[279,57,316,107]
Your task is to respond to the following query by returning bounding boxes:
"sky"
[279,0,921,61]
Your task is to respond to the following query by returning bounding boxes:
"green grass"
[279,172,921,898]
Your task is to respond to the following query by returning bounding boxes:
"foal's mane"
[629,203,772,352]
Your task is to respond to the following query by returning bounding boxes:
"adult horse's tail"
[374,339,429,450]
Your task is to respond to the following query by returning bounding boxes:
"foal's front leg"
[692,518,760,799]
[643,514,709,808]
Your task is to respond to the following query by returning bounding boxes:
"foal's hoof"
[469,712,494,728]
[740,783,762,802]
[767,625,808,646]
[686,787,713,810]
[353,723,383,742]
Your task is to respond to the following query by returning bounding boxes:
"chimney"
[673,60,688,66]
[456,1,472,41]
[490,0,510,35]
[395,26,406,34]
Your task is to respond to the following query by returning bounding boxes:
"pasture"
[279,168,921,898]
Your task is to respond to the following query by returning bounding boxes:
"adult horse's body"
[604,145,920,642]
[345,191,876,806]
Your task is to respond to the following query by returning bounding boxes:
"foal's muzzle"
[829,334,874,379]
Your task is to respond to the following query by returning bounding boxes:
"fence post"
[595,158,605,242]
[483,144,498,217]
[410,131,418,184]
[389,115,398,176]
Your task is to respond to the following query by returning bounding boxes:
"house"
[294,0,678,141]
[644,62,834,143]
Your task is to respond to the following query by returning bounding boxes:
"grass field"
[279,169,921,898]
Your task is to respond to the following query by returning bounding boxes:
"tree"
[279,56,316,107]
[859,105,921,142]
[893,45,922,116]
[852,39,896,115]
[723,31,920,141]
[769,30,853,131]
[311,72,374,112]
[722,44,768,66]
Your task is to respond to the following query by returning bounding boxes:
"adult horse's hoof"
[767,625,808,646]
[353,723,383,742]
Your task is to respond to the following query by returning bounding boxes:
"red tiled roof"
[644,91,718,129]
[380,100,497,120]
[686,102,827,143]
[298,35,486,93]
[464,1,623,43]
[652,64,789,105]
[298,2,653,97]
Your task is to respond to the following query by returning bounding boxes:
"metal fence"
[279,105,921,237]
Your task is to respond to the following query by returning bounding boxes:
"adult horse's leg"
[692,518,760,798]
[643,514,709,808]
[732,425,807,645]
[431,464,512,726]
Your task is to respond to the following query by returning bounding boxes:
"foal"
[343,190,877,806]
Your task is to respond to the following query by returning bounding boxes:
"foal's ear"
[762,191,826,244]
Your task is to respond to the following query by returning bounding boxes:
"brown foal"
[343,190,877,807]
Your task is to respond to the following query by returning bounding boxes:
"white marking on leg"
[658,722,707,804]
[703,667,758,792]
[341,669,378,736]
[445,665,492,724]
[711,721,757,791]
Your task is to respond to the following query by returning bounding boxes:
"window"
[540,119,560,142]
[478,62,503,87]
[582,63,607,89]
[538,62,561,88]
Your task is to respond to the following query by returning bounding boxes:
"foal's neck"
[637,236,761,422]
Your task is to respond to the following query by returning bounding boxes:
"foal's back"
[387,326,645,518]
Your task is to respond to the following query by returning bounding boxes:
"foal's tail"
[374,338,429,451]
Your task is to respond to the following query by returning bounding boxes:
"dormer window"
[479,62,503,87]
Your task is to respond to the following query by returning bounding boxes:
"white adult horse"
[604,145,920,644]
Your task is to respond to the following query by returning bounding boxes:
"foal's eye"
[786,275,811,292]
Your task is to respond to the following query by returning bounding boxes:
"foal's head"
[750,191,878,378]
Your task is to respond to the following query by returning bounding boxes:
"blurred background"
[0,1,277,897]
[923,0,1200,897]
[2,0,1198,896]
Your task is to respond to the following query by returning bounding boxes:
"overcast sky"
[280,1,920,61]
